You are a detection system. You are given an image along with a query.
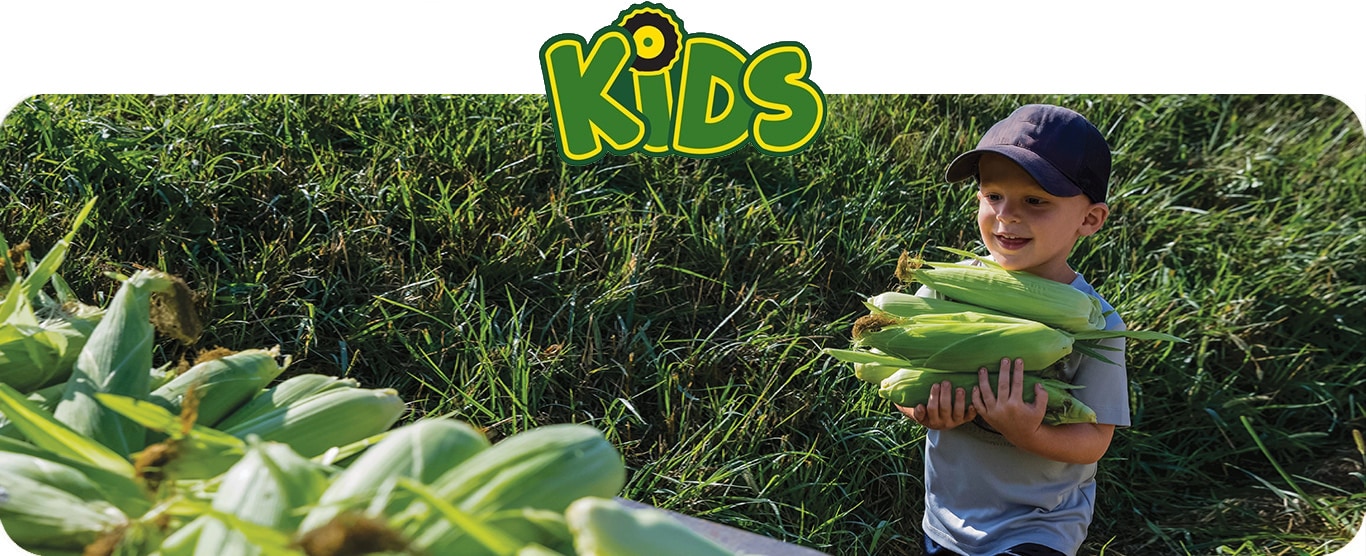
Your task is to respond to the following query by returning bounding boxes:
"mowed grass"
[1,94,1363,555]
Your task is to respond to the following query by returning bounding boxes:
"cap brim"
[944,145,1084,198]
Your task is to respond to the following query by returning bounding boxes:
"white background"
[0,1,1363,119]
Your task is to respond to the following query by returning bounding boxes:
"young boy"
[895,104,1129,556]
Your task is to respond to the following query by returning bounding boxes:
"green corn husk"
[147,347,289,428]
[35,299,105,387]
[864,290,1013,321]
[293,511,415,556]
[853,362,907,385]
[897,250,1107,333]
[0,282,61,391]
[156,439,328,556]
[0,450,111,503]
[878,367,1097,425]
[391,476,526,555]
[0,457,128,551]
[216,439,331,530]
[213,373,360,431]
[0,436,151,518]
[298,418,491,533]
[850,312,1075,372]
[434,507,577,556]
[565,497,735,556]
[0,198,96,302]
[133,434,246,489]
[220,386,405,458]
[406,423,627,552]
[0,381,65,439]
[52,269,192,457]
[822,347,918,384]
[431,423,626,515]
[0,383,135,476]
[0,198,102,393]
[519,544,570,556]
[95,393,248,485]
[155,516,213,556]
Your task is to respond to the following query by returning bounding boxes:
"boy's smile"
[975,153,1109,283]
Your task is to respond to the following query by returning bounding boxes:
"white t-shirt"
[916,271,1128,556]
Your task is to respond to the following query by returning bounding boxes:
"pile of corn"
[826,247,1182,426]
[0,204,742,556]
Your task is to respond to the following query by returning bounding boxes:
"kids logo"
[539,3,826,165]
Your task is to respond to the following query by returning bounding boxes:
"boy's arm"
[1003,421,1115,465]
[972,358,1116,464]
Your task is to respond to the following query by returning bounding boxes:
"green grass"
[2,94,1363,555]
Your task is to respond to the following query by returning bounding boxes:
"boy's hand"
[972,357,1048,441]
[896,380,978,430]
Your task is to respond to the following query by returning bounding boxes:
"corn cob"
[219,386,405,458]
[899,251,1106,333]
[483,508,575,554]
[0,281,64,392]
[565,497,735,556]
[215,439,330,530]
[853,362,906,384]
[422,507,578,556]
[864,290,1012,320]
[147,347,288,428]
[430,423,626,514]
[53,269,187,457]
[31,303,104,391]
[298,417,492,533]
[519,543,571,556]
[822,347,919,384]
[0,450,110,503]
[87,392,248,486]
[157,439,329,555]
[0,435,151,518]
[0,383,135,476]
[213,373,359,430]
[0,454,128,551]
[878,367,1097,425]
[851,313,1075,372]
[406,423,627,552]
[155,515,212,556]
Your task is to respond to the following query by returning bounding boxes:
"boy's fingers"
[940,381,956,420]
[977,368,995,406]
[997,357,1012,400]
[1033,384,1049,411]
[953,387,968,421]
[1011,357,1025,399]
[927,382,943,418]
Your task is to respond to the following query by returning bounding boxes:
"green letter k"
[541,29,646,163]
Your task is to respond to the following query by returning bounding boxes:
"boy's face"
[975,153,1109,283]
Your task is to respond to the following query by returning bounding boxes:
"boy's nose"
[995,204,1022,223]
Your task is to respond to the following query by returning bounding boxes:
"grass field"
[1,94,1362,555]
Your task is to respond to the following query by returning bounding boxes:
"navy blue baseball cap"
[945,104,1112,203]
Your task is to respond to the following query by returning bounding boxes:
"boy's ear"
[1079,202,1109,237]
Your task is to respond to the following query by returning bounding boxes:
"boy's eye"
[1026,197,1046,205]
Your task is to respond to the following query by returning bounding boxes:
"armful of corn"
[827,247,1185,427]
